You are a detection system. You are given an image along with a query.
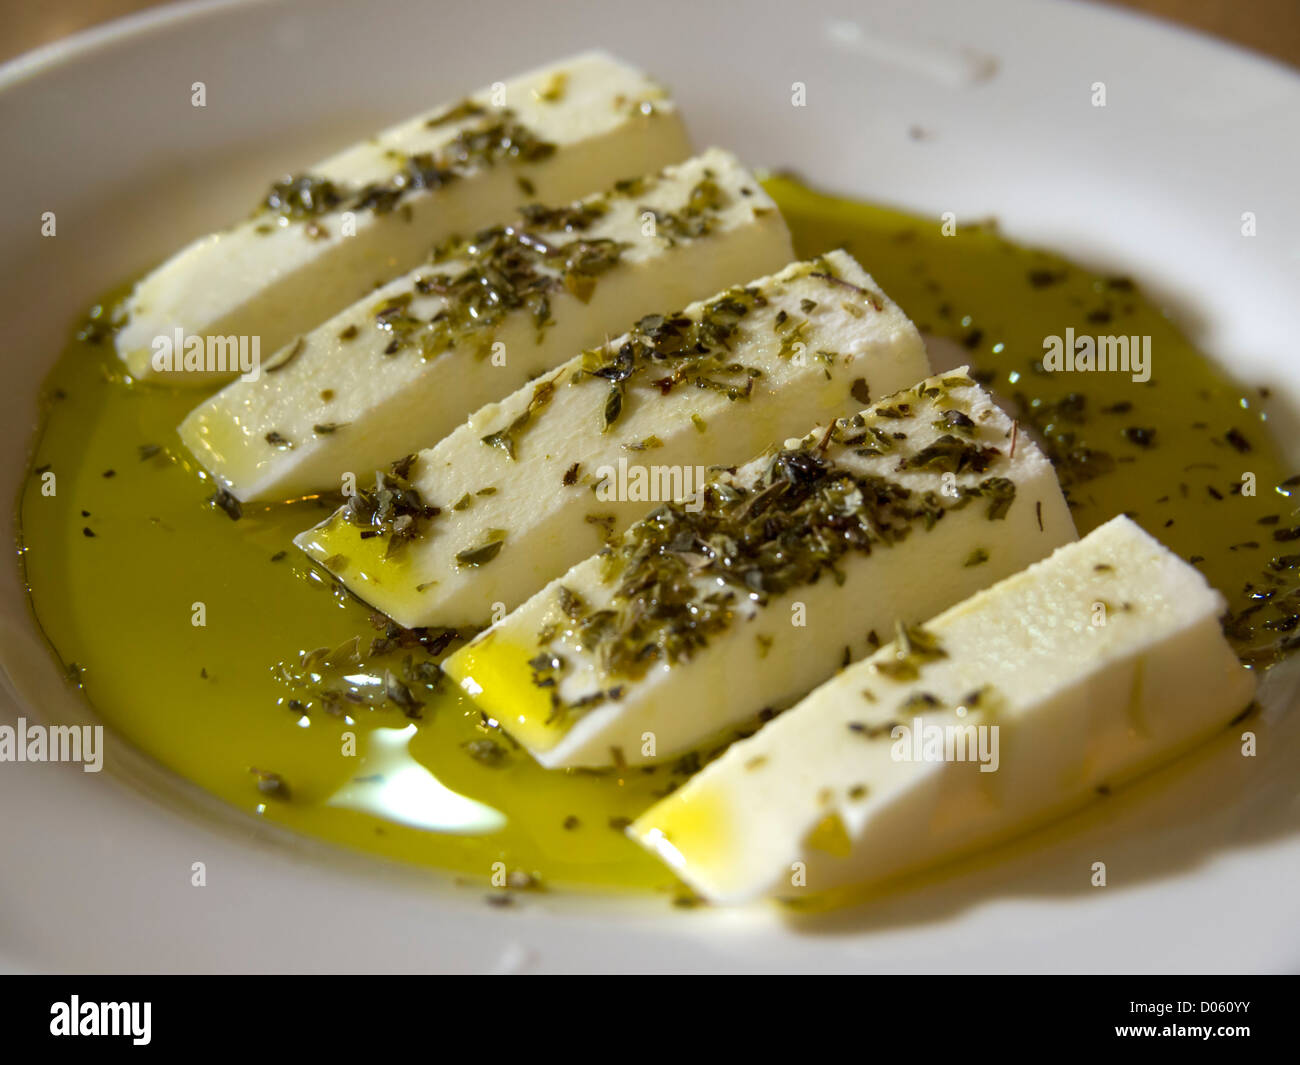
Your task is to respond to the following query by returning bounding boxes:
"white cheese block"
[118,51,691,383]
[295,250,929,627]
[630,515,1256,904]
[442,369,1076,768]
[181,149,792,500]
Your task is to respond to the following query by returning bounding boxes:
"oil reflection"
[327,723,505,834]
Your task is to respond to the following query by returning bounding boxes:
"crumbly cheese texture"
[181,149,792,500]
[295,250,929,626]
[118,51,691,383]
[630,516,1255,904]
[442,369,1076,768]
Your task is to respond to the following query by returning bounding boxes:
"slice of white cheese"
[181,149,792,500]
[441,369,1076,769]
[118,51,691,383]
[630,515,1256,904]
[294,250,930,627]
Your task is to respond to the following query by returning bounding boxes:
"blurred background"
[2,0,1298,69]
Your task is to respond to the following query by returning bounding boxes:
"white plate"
[1,0,1298,973]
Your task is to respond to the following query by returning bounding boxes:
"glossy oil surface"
[18,177,1297,894]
